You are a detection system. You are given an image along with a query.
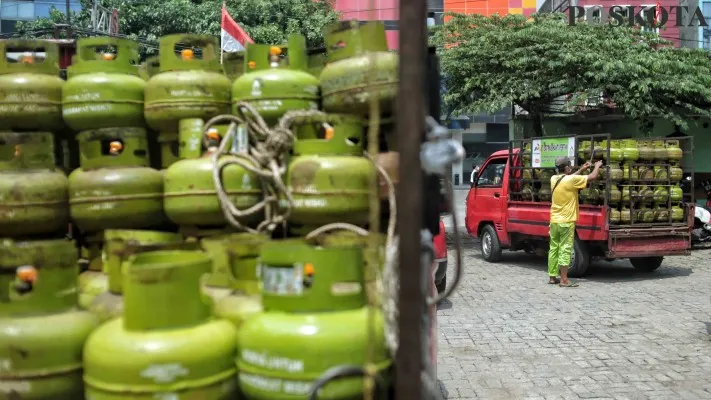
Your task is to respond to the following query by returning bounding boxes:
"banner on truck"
[531,137,576,168]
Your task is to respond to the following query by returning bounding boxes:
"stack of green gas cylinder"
[0,40,99,400]
[1,19,397,400]
[577,138,687,225]
[521,137,689,226]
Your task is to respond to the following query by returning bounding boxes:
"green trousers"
[548,222,575,277]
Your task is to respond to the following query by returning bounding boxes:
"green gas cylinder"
[145,56,160,78]
[63,37,146,131]
[284,116,375,235]
[670,184,683,203]
[83,250,239,399]
[318,231,385,305]
[609,208,621,224]
[0,239,99,399]
[201,233,267,327]
[0,132,68,237]
[232,35,320,125]
[307,49,328,78]
[145,34,231,167]
[0,40,64,131]
[222,51,245,81]
[237,238,391,399]
[671,205,684,222]
[665,139,683,162]
[320,21,398,117]
[163,129,262,229]
[89,230,185,322]
[78,235,108,309]
[68,128,165,233]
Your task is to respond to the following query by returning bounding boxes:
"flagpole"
[220,1,226,64]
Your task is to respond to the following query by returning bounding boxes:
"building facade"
[443,0,539,16]
[573,0,685,47]
[699,0,711,49]
[1,0,82,33]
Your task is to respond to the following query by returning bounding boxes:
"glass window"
[704,3,711,50]
[35,3,55,18]
[476,158,507,187]
[3,1,35,20]
[34,0,81,17]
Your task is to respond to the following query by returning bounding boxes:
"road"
[436,231,711,399]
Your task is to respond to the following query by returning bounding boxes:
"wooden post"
[395,0,428,398]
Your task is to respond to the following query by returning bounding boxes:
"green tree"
[17,0,339,57]
[430,12,711,133]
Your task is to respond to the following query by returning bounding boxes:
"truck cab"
[465,137,694,277]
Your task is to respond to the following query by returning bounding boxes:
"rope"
[208,103,327,234]
[305,223,370,241]
[363,29,382,399]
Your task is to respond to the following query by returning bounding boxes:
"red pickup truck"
[465,145,694,277]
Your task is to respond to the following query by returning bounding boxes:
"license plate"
[261,264,303,295]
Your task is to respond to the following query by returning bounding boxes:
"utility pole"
[66,0,71,25]
[91,0,115,35]
[395,0,428,398]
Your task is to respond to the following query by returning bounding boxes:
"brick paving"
[436,241,711,400]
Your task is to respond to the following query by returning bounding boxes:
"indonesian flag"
[221,3,253,53]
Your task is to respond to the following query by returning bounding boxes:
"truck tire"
[630,256,663,273]
[568,238,590,278]
[480,224,502,262]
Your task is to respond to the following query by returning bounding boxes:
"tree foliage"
[17,0,339,57]
[430,12,711,131]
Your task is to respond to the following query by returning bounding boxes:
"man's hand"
[588,160,603,180]
[573,162,592,175]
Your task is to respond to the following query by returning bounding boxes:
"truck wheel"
[630,256,663,272]
[568,238,590,278]
[480,225,502,262]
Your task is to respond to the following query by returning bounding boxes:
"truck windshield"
[476,159,506,187]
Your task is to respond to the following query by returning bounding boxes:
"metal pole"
[66,0,71,25]
[395,0,427,398]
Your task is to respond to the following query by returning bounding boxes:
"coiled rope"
[208,103,330,234]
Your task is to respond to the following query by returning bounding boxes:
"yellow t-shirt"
[550,174,588,224]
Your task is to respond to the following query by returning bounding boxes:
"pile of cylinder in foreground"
[1,19,399,400]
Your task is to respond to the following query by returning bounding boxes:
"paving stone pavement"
[436,241,711,400]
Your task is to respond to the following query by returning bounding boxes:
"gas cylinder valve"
[421,116,464,176]
[109,141,123,155]
[303,263,315,288]
[206,128,221,150]
[14,265,37,294]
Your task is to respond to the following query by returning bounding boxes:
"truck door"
[469,157,507,233]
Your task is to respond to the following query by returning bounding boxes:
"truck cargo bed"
[506,200,692,258]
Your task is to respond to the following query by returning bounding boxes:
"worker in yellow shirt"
[549,156,602,287]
